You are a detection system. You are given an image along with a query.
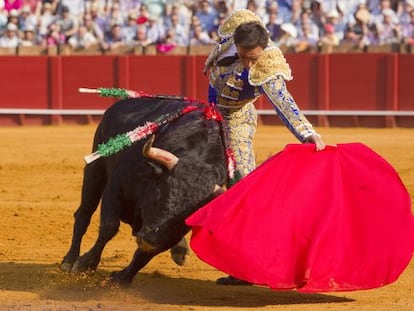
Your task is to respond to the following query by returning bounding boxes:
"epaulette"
[249,46,293,86]
[218,9,264,38]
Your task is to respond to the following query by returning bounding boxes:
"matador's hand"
[309,134,326,151]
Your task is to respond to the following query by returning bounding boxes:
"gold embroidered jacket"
[206,9,317,142]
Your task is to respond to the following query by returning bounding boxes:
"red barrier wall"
[0,54,413,126]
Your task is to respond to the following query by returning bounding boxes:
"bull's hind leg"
[61,162,106,272]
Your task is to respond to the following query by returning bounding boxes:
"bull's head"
[142,135,179,170]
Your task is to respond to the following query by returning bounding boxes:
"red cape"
[186,143,414,292]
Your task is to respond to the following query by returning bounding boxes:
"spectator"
[164,3,189,30]
[275,0,294,23]
[209,11,226,41]
[288,0,302,25]
[401,7,414,45]
[43,22,65,47]
[229,0,248,12]
[118,0,141,14]
[263,1,280,24]
[88,3,108,35]
[189,23,215,45]
[85,0,110,15]
[0,22,19,46]
[249,0,267,19]
[0,5,8,33]
[371,0,399,25]
[309,0,324,33]
[106,2,125,34]
[214,0,230,16]
[136,3,150,25]
[366,22,382,46]
[165,12,188,46]
[367,0,382,13]
[37,2,55,37]
[266,8,282,42]
[82,12,104,43]
[18,5,38,31]
[22,0,40,14]
[195,0,217,33]
[68,24,98,49]
[7,8,19,28]
[278,22,298,49]
[337,0,365,25]
[325,9,346,41]
[399,0,414,26]
[156,28,178,52]
[134,24,151,46]
[60,0,84,19]
[317,0,338,15]
[19,24,38,46]
[297,8,320,39]
[318,22,340,48]
[55,5,78,42]
[146,14,165,44]
[246,0,259,15]
[122,11,138,44]
[376,8,401,44]
[342,4,371,48]
[103,23,126,51]
[4,0,23,13]
[296,22,319,51]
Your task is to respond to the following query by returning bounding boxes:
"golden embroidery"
[217,102,257,177]
[226,76,244,90]
[221,85,240,100]
[249,46,292,85]
[217,97,256,108]
[261,77,316,141]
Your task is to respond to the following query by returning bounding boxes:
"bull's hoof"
[71,257,98,273]
[170,245,188,266]
[60,261,74,272]
[71,260,87,273]
[110,271,134,287]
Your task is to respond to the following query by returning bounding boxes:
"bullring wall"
[0,53,413,127]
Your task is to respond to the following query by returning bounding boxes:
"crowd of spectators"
[0,0,413,53]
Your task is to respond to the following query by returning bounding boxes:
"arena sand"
[0,125,413,311]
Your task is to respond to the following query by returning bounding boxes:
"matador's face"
[236,45,264,69]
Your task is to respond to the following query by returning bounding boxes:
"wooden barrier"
[0,54,413,127]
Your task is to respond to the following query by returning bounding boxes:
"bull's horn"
[143,135,179,170]
[213,184,226,195]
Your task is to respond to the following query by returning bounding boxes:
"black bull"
[61,97,228,284]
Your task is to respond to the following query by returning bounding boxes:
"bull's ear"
[143,135,179,170]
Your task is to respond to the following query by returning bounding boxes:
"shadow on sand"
[0,262,354,308]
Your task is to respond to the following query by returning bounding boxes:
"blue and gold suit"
[205,10,318,177]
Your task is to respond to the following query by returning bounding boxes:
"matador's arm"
[260,76,318,143]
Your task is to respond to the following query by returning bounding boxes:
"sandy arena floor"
[0,125,413,311]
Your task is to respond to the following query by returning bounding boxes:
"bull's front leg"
[61,163,106,272]
[110,247,159,286]
[170,237,188,266]
[71,191,121,273]
[169,185,225,266]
